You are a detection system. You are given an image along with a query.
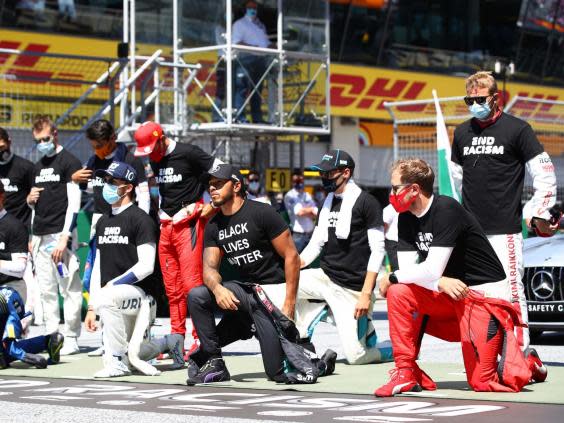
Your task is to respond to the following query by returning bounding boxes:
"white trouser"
[2,279,27,303]
[31,233,82,337]
[23,255,42,319]
[263,268,388,365]
[487,232,528,349]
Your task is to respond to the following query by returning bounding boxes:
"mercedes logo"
[531,270,555,300]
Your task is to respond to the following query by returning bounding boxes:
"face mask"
[102,183,126,205]
[0,149,11,164]
[37,141,55,157]
[149,140,165,163]
[389,187,416,213]
[468,101,492,120]
[94,142,115,160]
[248,181,260,193]
[321,173,344,193]
[294,183,304,190]
[246,8,257,18]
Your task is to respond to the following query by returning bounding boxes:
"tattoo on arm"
[203,247,223,292]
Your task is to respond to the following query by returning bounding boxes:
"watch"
[389,272,399,284]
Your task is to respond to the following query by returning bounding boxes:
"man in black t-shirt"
[375,159,541,397]
[26,116,83,356]
[134,121,219,355]
[187,164,336,385]
[0,127,34,228]
[287,149,391,365]
[84,161,184,377]
[451,71,558,349]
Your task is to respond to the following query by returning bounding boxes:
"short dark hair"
[86,119,115,142]
[32,115,57,134]
[391,158,435,195]
[0,127,10,143]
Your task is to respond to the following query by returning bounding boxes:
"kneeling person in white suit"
[85,161,183,377]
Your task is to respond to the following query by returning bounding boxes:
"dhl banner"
[2,28,564,127]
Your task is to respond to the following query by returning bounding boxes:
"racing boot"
[525,347,548,383]
[374,367,422,397]
[47,332,64,364]
[21,352,48,369]
[186,357,230,386]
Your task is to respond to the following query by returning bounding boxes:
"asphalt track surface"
[1,376,564,423]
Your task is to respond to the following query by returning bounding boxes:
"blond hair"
[391,158,435,195]
[465,71,498,95]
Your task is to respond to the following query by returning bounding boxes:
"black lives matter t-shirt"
[452,113,544,235]
[320,191,383,292]
[151,143,214,216]
[0,155,34,228]
[95,205,158,292]
[0,212,29,284]
[32,149,82,236]
[398,195,506,286]
[204,200,289,285]
[90,150,147,215]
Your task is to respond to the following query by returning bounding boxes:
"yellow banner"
[2,28,564,125]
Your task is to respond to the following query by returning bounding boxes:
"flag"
[433,89,461,202]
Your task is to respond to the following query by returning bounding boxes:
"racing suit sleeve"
[522,152,557,222]
[88,248,102,311]
[395,246,454,291]
[61,182,81,236]
[299,225,325,267]
[107,242,156,286]
[367,226,386,273]
[135,181,151,214]
[0,253,28,278]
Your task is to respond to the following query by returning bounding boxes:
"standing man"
[290,150,392,365]
[452,71,558,349]
[375,159,544,397]
[246,170,271,204]
[0,127,34,228]
[27,116,83,356]
[134,121,220,356]
[187,163,335,384]
[232,0,270,123]
[284,173,318,252]
[84,161,183,377]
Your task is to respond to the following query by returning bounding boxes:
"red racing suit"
[387,283,531,392]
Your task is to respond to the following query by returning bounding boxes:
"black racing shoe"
[21,352,48,369]
[186,359,200,380]
[47,332,65,364]
[0,351,8,369]
[320,349,337,376]
[186,358,230,386]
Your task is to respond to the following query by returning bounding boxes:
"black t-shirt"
[95,204,158,292]
[319,191,383,291]
[151,143,214,216]
[398,195,506,286]
[0,155,34,228]
[32,149,82,236]
[204,200,289,285]
[0,212,29,285]
[90,150,147,215]
[452,113,544,235]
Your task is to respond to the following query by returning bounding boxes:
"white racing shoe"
[166,334,185,370]
[60,336,80,356]
[88,346,105,357]
[94,355,132,378]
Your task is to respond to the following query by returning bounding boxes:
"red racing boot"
[525,348,547,383]
[374,367,422,397]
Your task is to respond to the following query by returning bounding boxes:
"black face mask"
[0,149,10,163]
[321,173,344,193]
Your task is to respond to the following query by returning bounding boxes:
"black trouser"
[385,239,399,272]
[188,281,286,382]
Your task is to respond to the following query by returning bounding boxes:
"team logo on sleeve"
[463,137,504,156]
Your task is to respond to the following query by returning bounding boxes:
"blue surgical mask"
[246,8,257,18]
[102,183,125,205]
[468,102,491,120]
[248,181,260,193]
[36,141,55,157]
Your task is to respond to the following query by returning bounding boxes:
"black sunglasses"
[391,183,412,194]
[463,96,490,106]
[34,135,53,144]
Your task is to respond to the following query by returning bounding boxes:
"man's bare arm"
[271,228,300,319]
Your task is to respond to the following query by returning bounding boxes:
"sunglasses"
[463,96,491,106]
[391,183,412,194]
[34,135,53,144]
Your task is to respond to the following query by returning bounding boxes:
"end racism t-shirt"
[95,205,158,293]
[398,195,506,286]
[204,200,289,285]
[151,143,214,216]
[32,149,82,236]
[0,155,34,228]
[319,191,383,292]
[0,212,29,285]
[452,113,544,235]
[90,150,147,215]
